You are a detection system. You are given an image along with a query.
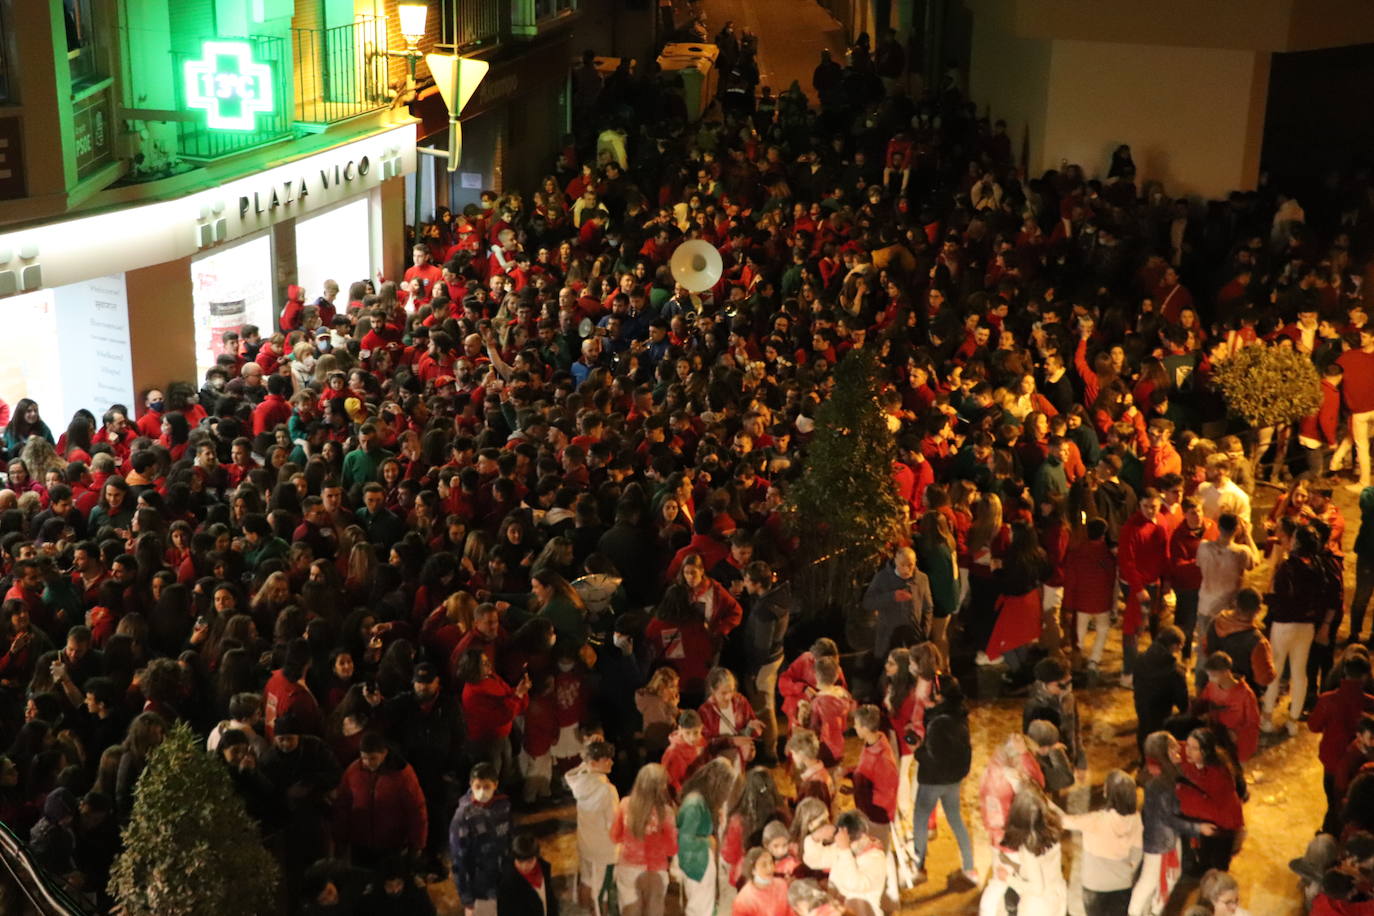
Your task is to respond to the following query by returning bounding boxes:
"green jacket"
[244,535,290,571]
[341,446,392,491]
[675,792,715,881]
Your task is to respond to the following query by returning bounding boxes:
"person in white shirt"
[803,810,888,916]
[1196,455,1251,526]
[564,741,619,916]
[1194,513,1259,684]
[1061,769,1143,914]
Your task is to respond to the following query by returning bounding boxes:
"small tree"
[1211,344,1323,430]
[784,349,906,640]
[109,722,279,916]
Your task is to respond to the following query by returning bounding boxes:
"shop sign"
[73,89,113,179]
[183,41,275,132]
[237,155,371,218]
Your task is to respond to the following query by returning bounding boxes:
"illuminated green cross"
[183,40,275,131]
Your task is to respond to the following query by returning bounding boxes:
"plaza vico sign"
[237,155,372,218]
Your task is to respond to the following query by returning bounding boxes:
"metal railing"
[171,33,295,161]
[440,0,507,51]
[291,17,389,124]
[534,0,578,21]
[0,820,97,915]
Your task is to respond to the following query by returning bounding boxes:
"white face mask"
[753,875,772,887]
[472,787,493,804]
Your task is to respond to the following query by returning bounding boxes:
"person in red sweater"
[800,658,854,772]
[698,667,764,766]
[661,710,706,794]
[731,847,791,916]
[1300,363,1343,477]
[520,676,558,804]
[1177,726,1245,873]
[134,388,166,440]
[1144,418,1182,488]
[251,374,294,436]
[610,763,677,916]
[779,639,848,726]
[1168,498,1218,659]
[1062,518,1117,673]
[263,638,322,738]
[1310,653,1374,833]
[850,706,898,838]
[333,732,428,866]
[457,647,530,785]
[785,728,833,811]
[1195,651,1260,764]
[1117,489,1170,687]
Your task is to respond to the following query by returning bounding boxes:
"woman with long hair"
[677,758,742,916]
[964,492,1008,656]
[648,555,739,706]
[4,399,54,452]
[610,762,677,916]
[115,711,167,819]
[1128,731,1212,916]
[915,511,958,660]
[983,520,1050,676]
[1176,727,1244,874]
[994,787,1066,916]
[456,647,530,786]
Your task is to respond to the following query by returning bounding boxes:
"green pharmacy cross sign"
[183,40,275,131]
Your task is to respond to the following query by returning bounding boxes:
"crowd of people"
[1,12,1374,916]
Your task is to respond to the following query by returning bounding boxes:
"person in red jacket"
[1063,518,1117,674]
[849,705,898,839]
[660,710,706,793]
[1168,498,1218,659]
[801,657,854,771]
[263,638,322,738]
[778,638,848,726]
[732,847,791,916]
[1144,418,1182,488]
[251,374,294,437]
[1177,726,1245,873]
[1117,489,1170,687]
[279,284,306,332]
[333,732,428,867]
[1300,363,1343,476]
[698,667,763,766]
[1195,652,1260,764]
[457,647,530,786]
[1310,653,1374,833]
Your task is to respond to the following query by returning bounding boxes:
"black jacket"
[914,684,971,785]
[742,581,793,667]
[1132,642,1189,743]
[497,859,559,916]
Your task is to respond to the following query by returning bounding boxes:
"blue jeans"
[911,781,974,872]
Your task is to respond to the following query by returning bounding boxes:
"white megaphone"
[670,239,723,293]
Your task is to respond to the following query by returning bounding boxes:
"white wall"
[1039,39,1269,198]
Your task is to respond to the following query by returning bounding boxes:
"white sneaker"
[1287,719,1302,737]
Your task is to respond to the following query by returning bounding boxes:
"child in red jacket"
[660,710,706,794]
[801,657,854,776]
[698,667,763,766]
[786,728,834,812]
[779,638,847,726]
[1196,651,1261,764]
[850,705,899,832]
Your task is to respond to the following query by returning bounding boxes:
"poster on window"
[191,234,273,379]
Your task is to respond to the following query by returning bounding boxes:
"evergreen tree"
[109,722,279,916]
[784,348,905,632]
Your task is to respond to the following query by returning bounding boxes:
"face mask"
[753,876,773,887]
[149,401,165,412]
[472,787,493,804]
[557,659,575,672]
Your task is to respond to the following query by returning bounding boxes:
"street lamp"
[388,1,429,85]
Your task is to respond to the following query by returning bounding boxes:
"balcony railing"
[171,33,295,161]
[0,820,97,915]
[292,17,389,124]
[440,0,578,51]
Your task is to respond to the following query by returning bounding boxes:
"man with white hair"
[863,545,932,661]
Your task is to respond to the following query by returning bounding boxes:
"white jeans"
[1077,612,1110,665]
[1127,845,1178,916]
[1264,621,1315,720]
[682,856,716,916]
[1352,409,1374,485]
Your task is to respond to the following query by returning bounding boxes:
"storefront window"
[295,197,373,305]
[191,235,275,379]
[65,0,101,87]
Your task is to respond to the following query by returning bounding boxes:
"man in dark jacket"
[1022,656,1087,778]
[497,831,559,916]
[1132,625,1189,756]
[1202,588,1276,696]
[862,546,932,662]
[911,676,975,883]
[741,562,793,766]
[378,662,463,877]
[261,713,342,889]
[357,484,406,550]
